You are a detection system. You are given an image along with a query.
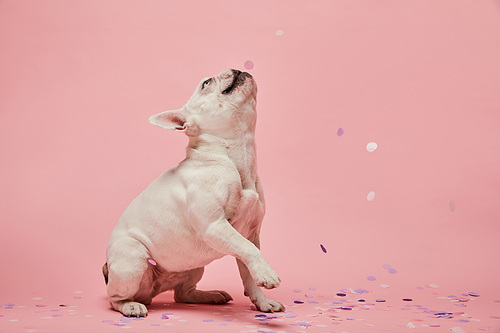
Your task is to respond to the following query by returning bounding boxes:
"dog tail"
[102,262,109,284]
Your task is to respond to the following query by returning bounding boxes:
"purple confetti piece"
[337,128,344,136]
[388,268,398,274]
[336,293,347,297]
[294,300,304,304]
[367,276,376,281]
[403,298,413,302]
[320,244,327,253]
[376,299,386,302]
[203,319,214,322]
[468,292,480,297]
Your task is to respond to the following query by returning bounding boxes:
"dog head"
[150,69,257,138]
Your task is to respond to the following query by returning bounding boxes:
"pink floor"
[1,263,500,332]
[1,0,500,332]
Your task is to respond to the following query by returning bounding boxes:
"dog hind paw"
[175,289,233,304]
[120,302,148,317]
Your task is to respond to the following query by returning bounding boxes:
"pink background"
[1,1,500,332]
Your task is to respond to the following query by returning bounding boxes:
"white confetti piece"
[275,29,284,36]
[367,191,376,201]
[366,142,378,152]
[380,284,390,288]
[407,322,416,328]
[451,327,465,333]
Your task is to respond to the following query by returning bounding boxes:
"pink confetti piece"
[244,61,254,70]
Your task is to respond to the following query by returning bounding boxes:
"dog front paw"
[250,263,281,289]
[120,302,148,317]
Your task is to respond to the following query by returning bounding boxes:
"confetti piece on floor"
[367,276,376,281]
[337,128,344,136]
[388,268,398,274]
[407,322,416,328]
[468,292,480,297]
[376,299,386,302]
[450,327,465,333]
[403,298,413,302]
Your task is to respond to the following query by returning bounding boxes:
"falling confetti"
[148,259,157,266]
[320,244,327,253]
[449,199,456,212]
[366,142,378,152]
[367,191,376,201]
[337,128,344,136]
[275,29,284,36]
[367,276,376,281]
[244,60,254,70]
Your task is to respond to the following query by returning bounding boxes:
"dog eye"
[202,78,212,90]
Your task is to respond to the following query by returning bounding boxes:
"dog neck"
[187,133,258,191]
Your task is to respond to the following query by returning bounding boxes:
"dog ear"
[149,109,187,131]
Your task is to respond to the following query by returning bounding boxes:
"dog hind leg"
[106,238,153,317]
[173,267,233,304]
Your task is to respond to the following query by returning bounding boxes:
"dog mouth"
[221,70,252,94]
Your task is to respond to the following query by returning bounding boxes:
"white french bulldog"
[103,69,284,317]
